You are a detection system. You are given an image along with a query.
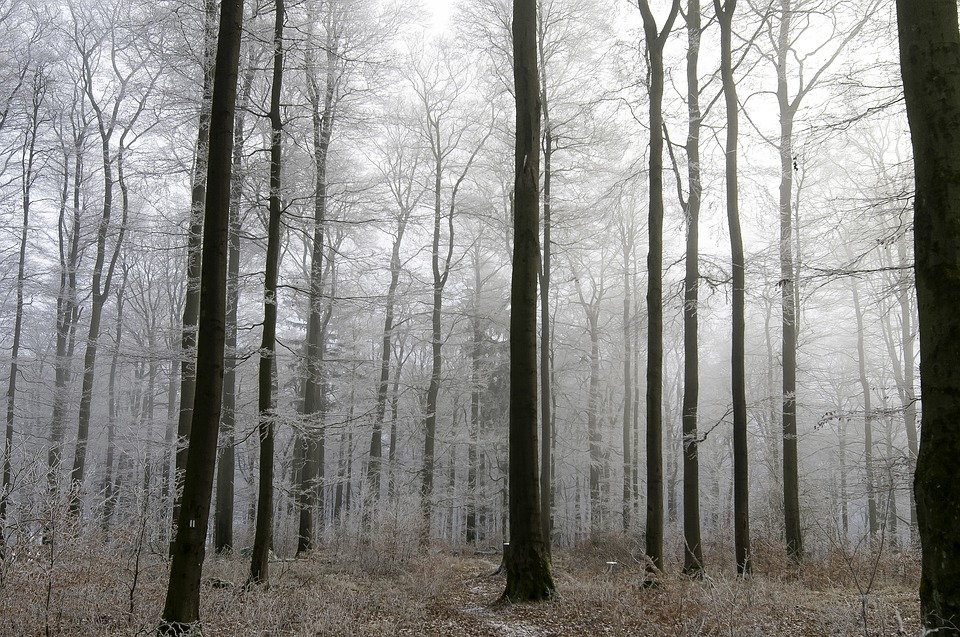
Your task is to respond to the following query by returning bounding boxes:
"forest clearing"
[0,535,919,636]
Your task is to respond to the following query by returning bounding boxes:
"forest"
[0,0,954,634]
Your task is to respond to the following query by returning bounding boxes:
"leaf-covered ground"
[0,536,920,636]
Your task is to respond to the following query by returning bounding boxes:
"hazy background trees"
[0,0,920,595]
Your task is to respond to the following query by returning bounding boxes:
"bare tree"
[159,0,243,628]
[895,0,960,630]
[502,0,554,602]
[637,0,680,575]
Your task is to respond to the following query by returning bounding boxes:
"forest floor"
[0,534,920,636]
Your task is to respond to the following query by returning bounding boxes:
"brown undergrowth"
[0,532,920,636]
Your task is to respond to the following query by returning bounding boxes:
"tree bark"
[895,0,960,631]
[172,0,217,541]
[681,0,704,577]
[852,280,878,537]
[502,0,554,602]
[214,52,254,556]
[715,0,751,577]
[638,0,680,575]
[298,16,337,554]
[159,0,243,628]
[249,0,284,585]
[2,69,42,531]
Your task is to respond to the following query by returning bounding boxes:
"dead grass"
[0,532,920,636]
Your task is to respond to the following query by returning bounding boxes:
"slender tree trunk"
[537,21,554,554]
[368,211,407,518]
[70,132,129,516]
[716,0,751,575]
[50,129,84,495]
[895,0,960,629]
[638,0,680,574]
[502,0,554,602]
[172,0,217,537]
[159,0,243,627]
[680,0,704,577]
[774,0,803,563]
[422,145,445,540]
[852,280,878,537]
[622,231,633,534]
[101,275,126,534]
[2,73,42,530]
[298,21,336,555]
[249,0,284,585]
[214,55,253,556]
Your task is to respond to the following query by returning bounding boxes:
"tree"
[502,0,554,602]
[159,0,243,628]
[68,0,158,513]
[679,0,704,577]
[637,0,680,575]
[895,0,960,631]
[248,0,284,586]
[715,0,751,577]
[2,65,45,532]
[214,51,255,555]
[851,278,878,537]
[753,0,879,562]
[406,40,489,538]
[172,0,217,541]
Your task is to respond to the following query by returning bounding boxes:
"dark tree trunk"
[681,0,703,577]
[715,0,751,577]
[502,0,554,602]
[638,0,680,574]
[214,53,253,556]
[172,0,217,536]
[159,0,243,628]
[776,0,802,562]
[249,0,284,585]
[895,0,960,630]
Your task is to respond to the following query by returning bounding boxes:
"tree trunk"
[298,20,337,555]
[715,0,751,577]
[775,0,803,564]
[681,0,704,577]
[2,71,42,531]
[502,0,554,602]
[49,124,85,496]
[895,0,960,630]
[638,0,680,574]
[172,0,217,536]
[101,275,126,534]
[70,127,130,516]
[249,0,284,585]
[537,23,554,555]
[622,228,633,534]
[852,280,878,537]
[159,0,243,628]
[215,53,253,556]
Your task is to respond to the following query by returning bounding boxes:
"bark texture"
[159,0,243,629]
[895,0,960,631]
[502,0,555,603]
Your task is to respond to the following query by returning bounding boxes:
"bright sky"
[426,0,452,32]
